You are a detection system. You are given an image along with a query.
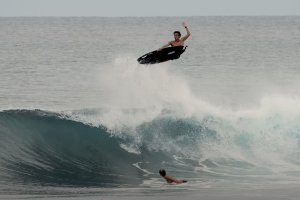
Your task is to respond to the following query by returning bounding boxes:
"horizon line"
[0,15,300,18]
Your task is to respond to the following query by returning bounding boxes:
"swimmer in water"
[159,169,187,184]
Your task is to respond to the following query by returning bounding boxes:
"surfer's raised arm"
[181,22,191,42]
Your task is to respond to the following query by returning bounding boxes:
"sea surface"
[1,16,300,200]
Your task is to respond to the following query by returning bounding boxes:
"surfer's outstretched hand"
[182,22,187,28]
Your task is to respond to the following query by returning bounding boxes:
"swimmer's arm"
[173,179,184,184]
[165,176,184,184]
[181,23,191,42]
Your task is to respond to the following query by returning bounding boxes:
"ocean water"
[1,17,300,199]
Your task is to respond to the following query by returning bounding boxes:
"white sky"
[0,0,300,16]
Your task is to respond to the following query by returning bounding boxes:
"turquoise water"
[1,17,300,199]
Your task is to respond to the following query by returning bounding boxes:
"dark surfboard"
[137,46,187,64]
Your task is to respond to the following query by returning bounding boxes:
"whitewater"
[1,17,300,199]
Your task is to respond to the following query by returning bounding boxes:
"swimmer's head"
[159,169,166,177]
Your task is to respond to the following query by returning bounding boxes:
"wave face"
[0,110,143,188]
[1,105,300,190]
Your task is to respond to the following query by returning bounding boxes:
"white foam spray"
[67,57,300,175]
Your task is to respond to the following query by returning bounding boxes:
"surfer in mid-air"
[137,22,190,64]
[159,169,187,184]
[158,22,191,50]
